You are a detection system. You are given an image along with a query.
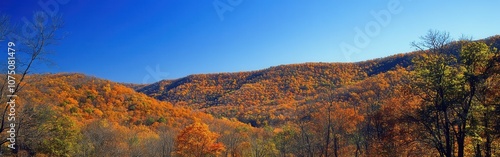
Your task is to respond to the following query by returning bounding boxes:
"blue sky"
[1,0,499,83]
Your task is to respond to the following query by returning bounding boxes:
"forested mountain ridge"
[138,35,499,127]
[136,47,417,127]
[127,34,500,156]
[138,48,417,105]
[138,52,414,101]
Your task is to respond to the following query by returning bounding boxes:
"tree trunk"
[475,143,482,157]
[333,136,339,157]
[444,110,452,157]
[484,116,492,157]
[355,140,361,157]
[325,105,331,157]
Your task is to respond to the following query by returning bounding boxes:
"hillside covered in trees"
[0,33,499,157]
[135,33,500,156]
[0,73,260,156]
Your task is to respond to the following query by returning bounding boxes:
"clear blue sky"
[1,0,499,83]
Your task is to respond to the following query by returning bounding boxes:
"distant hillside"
[136,52,414,126]
[137,35,500,127]
[138,53,417,104]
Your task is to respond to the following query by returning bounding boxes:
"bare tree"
[156,126,177,157]
[0,11,64,154]
[411,30,452,55]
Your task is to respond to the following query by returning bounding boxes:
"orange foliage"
[175,122,225,157]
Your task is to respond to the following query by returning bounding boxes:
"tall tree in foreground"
[459,41,499,157]
[175,122,225,157]
[411,30,500,157]
[411,30,461,157]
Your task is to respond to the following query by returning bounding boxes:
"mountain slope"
[137,35,500,127]
[137,53,418,126]
[6,73,254,156]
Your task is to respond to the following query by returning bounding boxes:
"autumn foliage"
[1,34,499,156]
[0,73,251,156]
[175,122,225,157]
